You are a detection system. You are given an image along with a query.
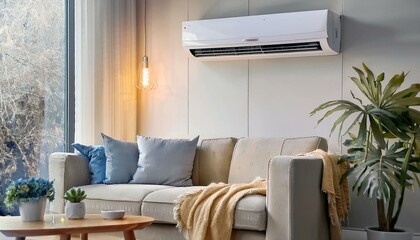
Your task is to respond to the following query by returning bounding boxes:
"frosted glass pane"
[0,0,66,215]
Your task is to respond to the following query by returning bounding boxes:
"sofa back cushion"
[228,136,328,183]
[102,133,139,184]
[131,136,199,187]
[192,138,237,186]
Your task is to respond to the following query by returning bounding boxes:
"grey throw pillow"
[102,133,139,184]
[130,136,199,186]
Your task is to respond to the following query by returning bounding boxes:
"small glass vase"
[18,197,47,222]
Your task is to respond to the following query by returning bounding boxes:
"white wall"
[137,0,420,234]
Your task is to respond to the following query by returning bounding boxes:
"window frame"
[65,0,75,152]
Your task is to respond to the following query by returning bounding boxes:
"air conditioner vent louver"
[190,42,322,58]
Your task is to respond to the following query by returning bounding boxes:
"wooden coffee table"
[0,214,154,240]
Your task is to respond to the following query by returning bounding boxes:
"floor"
[0,233,123,240]
[2,229,419,240]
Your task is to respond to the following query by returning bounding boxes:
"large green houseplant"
[311,63,420,234]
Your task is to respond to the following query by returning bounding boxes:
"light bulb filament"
[142,67,150,87]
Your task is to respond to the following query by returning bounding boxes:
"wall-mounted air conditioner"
[182,9,341,60]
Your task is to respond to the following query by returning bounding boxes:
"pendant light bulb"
[136,0,157,90]
[142,55,150,88]
[137,55,156,90]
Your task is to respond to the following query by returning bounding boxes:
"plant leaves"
[382,73,405,103]
[362,63,379,104]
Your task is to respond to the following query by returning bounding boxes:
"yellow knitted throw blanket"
[305,149,350,240]
[174,178,266,240]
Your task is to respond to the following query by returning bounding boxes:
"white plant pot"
[65,202,86,219]
[367,227,413,240]
[18,197,47,222]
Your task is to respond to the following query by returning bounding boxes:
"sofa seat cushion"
[234,195,267,231]
[80,184,173,215]
[142,186,204,223]
[142,187,267,231]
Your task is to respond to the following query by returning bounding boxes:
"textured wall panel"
[249,0,341,15]
[189,60,249,139]
[248,57,342,152]
[189,0,248,20]
[138,0,189,138]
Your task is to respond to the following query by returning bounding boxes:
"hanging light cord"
[138,0,156,89]
[142,0,148,69]
[144,0,147,56]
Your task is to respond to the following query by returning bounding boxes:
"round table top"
[0,214,154,237]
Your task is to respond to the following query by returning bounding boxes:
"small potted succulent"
[64,187,87,219]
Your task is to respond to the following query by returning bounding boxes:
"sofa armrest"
[266,156,329,240]
[48,152,90,213]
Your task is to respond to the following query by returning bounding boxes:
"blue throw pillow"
[130,136,199,187]
[72,143,106,184]
[101,133,139,184]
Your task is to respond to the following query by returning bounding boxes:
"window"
[0,0,73,215]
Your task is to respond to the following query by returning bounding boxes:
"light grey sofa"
[49,136,330,240]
